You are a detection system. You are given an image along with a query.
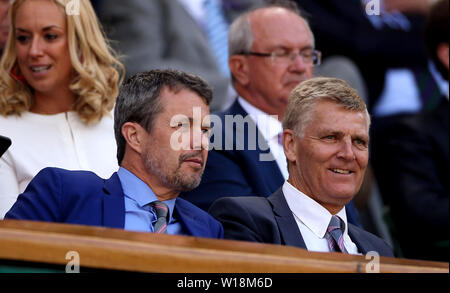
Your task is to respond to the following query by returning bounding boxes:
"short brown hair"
[114,69,213,165]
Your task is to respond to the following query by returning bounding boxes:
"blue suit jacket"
[210,188,394,257]
[5,168,223,239]
[181,100,361,226]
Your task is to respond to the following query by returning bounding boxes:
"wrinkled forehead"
[250,7,314,49]
[309,101,370,133]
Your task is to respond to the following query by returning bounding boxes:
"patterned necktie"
[325,215,348,253]
[203,0,230,76]
[151,201,169,234]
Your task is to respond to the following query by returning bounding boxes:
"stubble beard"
[143,150,203,192]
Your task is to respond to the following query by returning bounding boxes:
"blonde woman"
[0,0,124,218]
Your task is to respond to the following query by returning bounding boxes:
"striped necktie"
[151,201,169,234]
[204,0,230,76]
[325,215,348,253]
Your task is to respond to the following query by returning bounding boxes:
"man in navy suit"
[209,77,394,256]
[5,69,223,239]
[181,1,361,226]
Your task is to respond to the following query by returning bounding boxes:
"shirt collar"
[428,60,449,99]
[282,180,348,239]
[117,167,177,222]
[237,97,283,142]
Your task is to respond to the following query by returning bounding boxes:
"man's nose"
[190,127,204,150]
[337,137,356,161]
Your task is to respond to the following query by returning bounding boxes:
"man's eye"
[354,139,368,148]
[274,49,289,57]
[175,122,190,129]
[323,135,336,140]
[300,48,313,57]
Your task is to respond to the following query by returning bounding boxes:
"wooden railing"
[0,220,447,273]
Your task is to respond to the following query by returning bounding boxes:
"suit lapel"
[268,188,307,249]
[102,173,126,229]
[174,198,207,237]
[348,225,371,254]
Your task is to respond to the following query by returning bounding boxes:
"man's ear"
[229,55,250,86]
[121,122,146,155]
[437,43,449,71]
[283,129,297,165]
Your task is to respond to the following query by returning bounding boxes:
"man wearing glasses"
[181,0,361,226]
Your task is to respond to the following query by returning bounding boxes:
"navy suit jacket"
[5,167,223,239]
[209,188,394,257]
[181,100,361,226]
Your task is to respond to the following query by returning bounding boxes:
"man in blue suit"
[209,77,394,256]
[181,1,361,226]
[5,70,223,239]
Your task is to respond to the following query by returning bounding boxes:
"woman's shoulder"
[0,113,27,134]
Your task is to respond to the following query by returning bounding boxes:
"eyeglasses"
[242,48,322,66]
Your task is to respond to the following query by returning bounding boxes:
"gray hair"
[228,0,315,59]
[282,77,371,137]
[114,69,213,164]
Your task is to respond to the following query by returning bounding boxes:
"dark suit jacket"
[209,188,394,257]
[295,0,428,110]
[181,100,361,226]
[371,98,449,261]
[5,167,224,239]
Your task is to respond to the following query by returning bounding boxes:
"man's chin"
[177,181,201,192]
[175,174,203,192]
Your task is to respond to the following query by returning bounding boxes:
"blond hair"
[282,77,370,137]
[0,0,124,124]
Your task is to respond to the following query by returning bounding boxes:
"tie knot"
[327,215,345,233]
[151,201,169,234]
[151,201,169,219]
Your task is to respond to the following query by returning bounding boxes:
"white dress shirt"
[237,97,289,179]
[282,181,361,254]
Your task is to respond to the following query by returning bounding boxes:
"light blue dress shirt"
[117,167,185,235]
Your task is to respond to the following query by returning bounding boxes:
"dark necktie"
[325,215,348,253]
[151,201,169,234]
